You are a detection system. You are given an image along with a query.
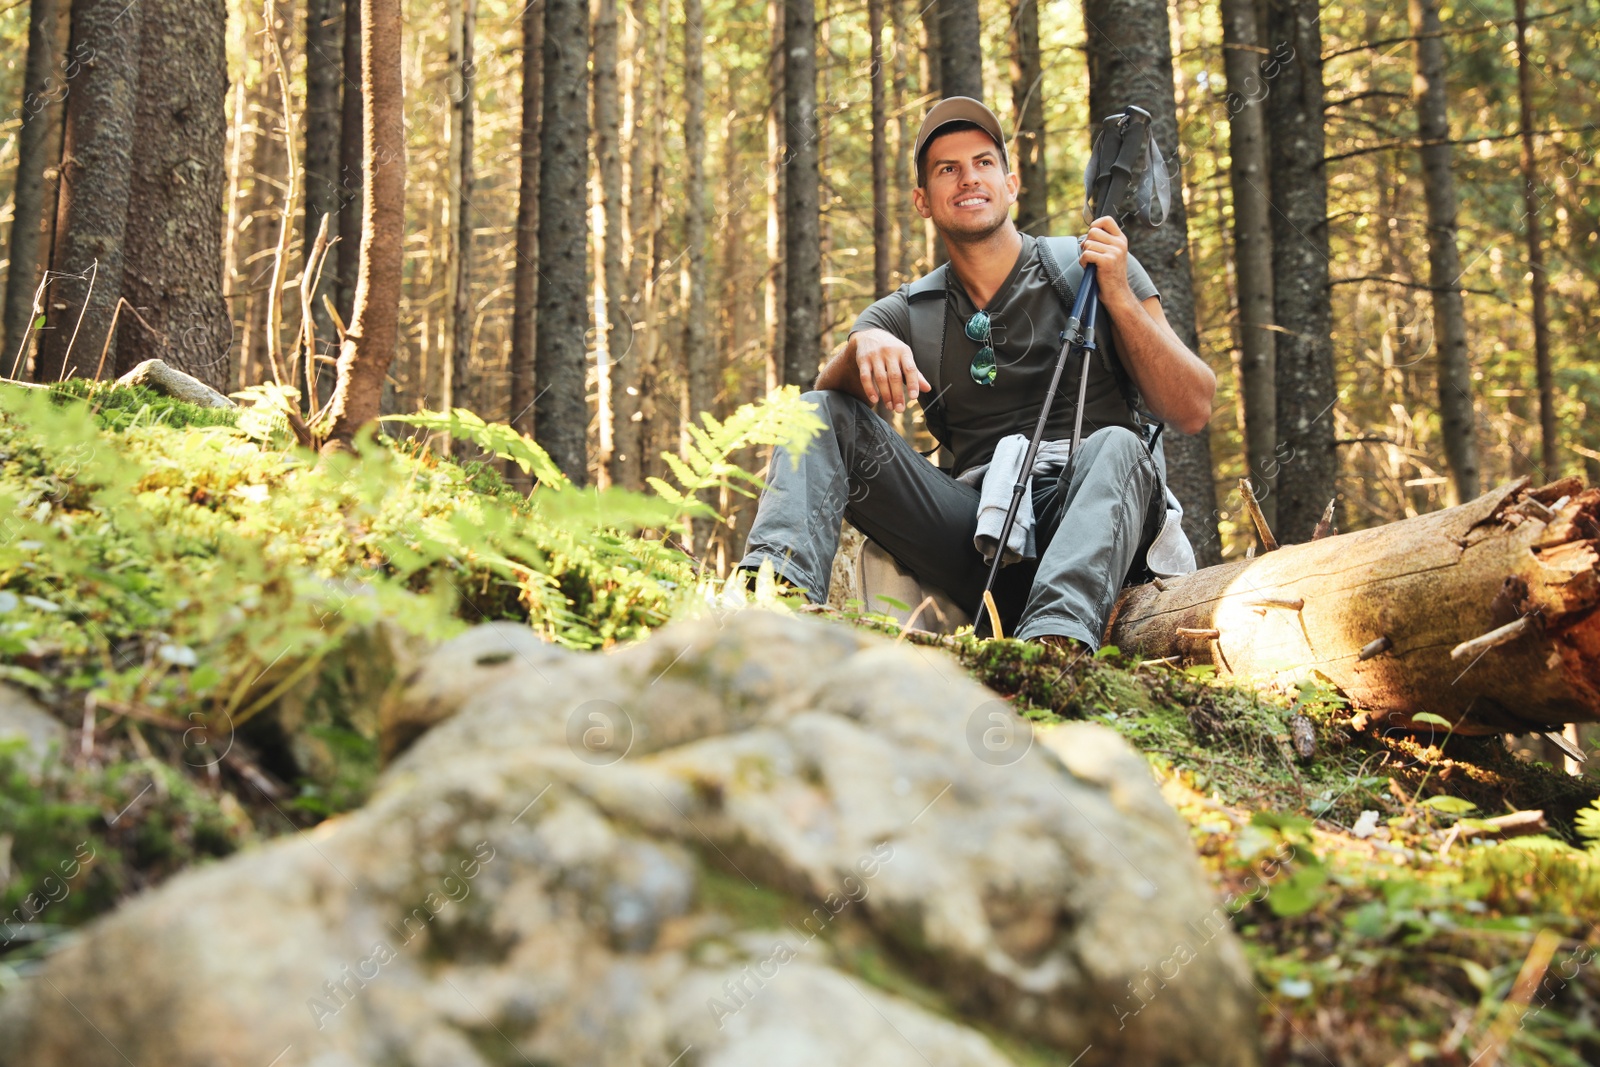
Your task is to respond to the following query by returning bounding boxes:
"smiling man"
[738,97,1215,649]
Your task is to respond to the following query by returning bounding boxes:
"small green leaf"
[1419,795,1476,815]
[32,313,46,331]
[1411,712,1453,728]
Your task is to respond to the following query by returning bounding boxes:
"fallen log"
[1107,478,1600,734]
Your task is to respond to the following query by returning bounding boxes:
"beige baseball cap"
[913,97,1009,185]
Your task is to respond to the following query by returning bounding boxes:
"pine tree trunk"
[1220,0,1276,531]
[616,0,646,488]
[765,0,785,393]
[782,0,821,388]
[1009,0,1047,235]
[534,0,590,484]
[869,0,890,299]
[1514,0,1556,479]
[38,0,142,384]
[4,0,72,376]
[510,0,542,455]
[1084,0,1220,566]
[1264,0,1337,544]
[322,0,405,445]
[595,0,628,487]
[937,0,981,99]
[889,0,913,282]
[444,0,476,427]
[1409,0,1478,503]
[303,0,343,399]
[683,0,712,549]
[337,0,364,324]
[637,0,667,483]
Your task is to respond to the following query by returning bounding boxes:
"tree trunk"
[37,0,142,384]
[444,0,476,428]
[322,0,405,445]
[937,0,981,99]
[683,0,713,550]
[4,0,72,377]
[1264,0,1337,545]
[1219,0,1276,536]
[304,0,343,401]
[510,0,542,454]
[617,0,646,487]
[535,0,590,484]
[337,0,364,324]
[782,0,821,388]
[1108,477,1600,734]
[1514,0,1556,480]
[637,0,667,483]
[595,0,628,488]
[1409,0,1478,504]
[1083,0,1220,566]
[1009,0,1047,235]
[764,0,784,393]
[869,0,890,299]
[889,0,913,282]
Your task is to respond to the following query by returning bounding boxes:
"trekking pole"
[972,107,1154,638]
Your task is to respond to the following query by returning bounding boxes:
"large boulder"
[0,611,1260,1066]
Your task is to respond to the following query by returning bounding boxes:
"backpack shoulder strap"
[905,264,950,454]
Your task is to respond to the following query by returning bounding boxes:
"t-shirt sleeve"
[1124,251,1161,303]
[850,286,913,342]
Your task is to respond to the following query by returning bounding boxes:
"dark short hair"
[917,121,1008,186]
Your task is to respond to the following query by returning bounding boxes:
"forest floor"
[1,381,1597,1066]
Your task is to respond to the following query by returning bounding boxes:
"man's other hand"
[848,328,930,412]
[1080,215,1135,309]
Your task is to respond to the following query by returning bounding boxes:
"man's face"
[912,128,1019,244]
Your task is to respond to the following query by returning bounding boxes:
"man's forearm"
[814,335,866,397]
[1104,294,1215,434]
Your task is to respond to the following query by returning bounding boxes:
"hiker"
[738,97,1215,650]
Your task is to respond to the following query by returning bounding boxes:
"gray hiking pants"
[738,390,1165,648]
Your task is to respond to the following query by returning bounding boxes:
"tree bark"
[1108,477,1600,734]
[1220,0,1276,535]
[616,0,646,487]
[1083,0,1220,566]
[637,0,667,482]
[595,0,628,487]
[869,0,890,299]
[38,0,142,384]
[937,0,981,99]
[1409,0,1478,504]
[304,0,343,397]
[1264,0,1337,544]
[764,0,784,392]
[1009,0,1048,235]
[4,0,72,376]
[510,0,542,453]
[1514,0,1556,480]
[444,0,476,427]
[683,0,713,550]
[337,0,364,324]
[535,0,590,483]
[782,0,821,388]
[889,0,913,283]
[322,0,405,445]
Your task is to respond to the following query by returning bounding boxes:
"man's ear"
[1004,169,1020,203]
[910,185,933,220]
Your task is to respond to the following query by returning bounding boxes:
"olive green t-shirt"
[850,234,1160,476]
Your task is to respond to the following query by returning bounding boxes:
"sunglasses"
[966,309,996,386]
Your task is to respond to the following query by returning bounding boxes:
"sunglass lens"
[965,310,991,343]
[970,346,996,386]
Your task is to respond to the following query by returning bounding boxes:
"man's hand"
[1080,215,1136,310]
[824,328,930,412]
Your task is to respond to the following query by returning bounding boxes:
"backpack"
[904,235,1162,467]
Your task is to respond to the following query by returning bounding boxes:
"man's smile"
[954,195,991,208]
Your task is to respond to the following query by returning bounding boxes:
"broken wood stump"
[1107,478,1600,734]
[115,359,235,409]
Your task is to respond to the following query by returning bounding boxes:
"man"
[739,98,1214,649]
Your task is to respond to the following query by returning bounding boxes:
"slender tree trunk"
[4,0,72,375]
[595,0,627,487]
[1264,0,1337,544]
[938,0,981,99]
[38,0,142,384]
[444,0,477,427]
[616,0,645,487]
[303,0,342,399]
[1084,0,1220,565]
[116,0,229,387]
[1409,0,1478,503]
[1514,0,1556,479]
[1009,0,1047,235]
[782,0,821,388]
[683,0,713,549]
[322,0,405,445]
[765,0,784,392]
[919,4,946,268]
[870,0,890,299]
[1220,0,1275,531]
[535,0,590,483]
[510,0,542,451]
[337,0,363,324]
[889,0,913,282]
[637,0,667,482]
